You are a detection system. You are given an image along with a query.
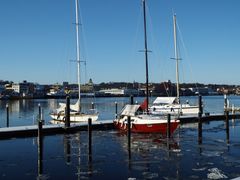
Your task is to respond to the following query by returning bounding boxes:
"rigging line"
[176,20,199,89]
[145,2,166,84]
[129,1,142,82]
[176,39,185,84]
[145,1,168,91]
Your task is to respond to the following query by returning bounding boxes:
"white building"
[99,88,139,96]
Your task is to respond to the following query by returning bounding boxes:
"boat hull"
[150,104,199,115]
[50,112,98,122]
[113,115,179,134]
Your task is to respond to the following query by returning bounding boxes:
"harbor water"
[0,95,240,179]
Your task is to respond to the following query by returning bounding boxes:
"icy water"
[0,96,240,179]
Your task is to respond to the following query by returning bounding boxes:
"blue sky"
[0,0,239,85]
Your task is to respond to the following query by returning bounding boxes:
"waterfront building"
[11,81,34,97]
[98,88,140,96]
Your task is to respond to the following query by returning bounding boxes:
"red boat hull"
[113,120,179,134]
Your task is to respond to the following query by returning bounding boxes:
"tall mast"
[173,14,180,104]
[143,0,149,112]
[75,0,81,112]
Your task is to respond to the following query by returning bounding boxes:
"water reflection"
[1,96,240,179]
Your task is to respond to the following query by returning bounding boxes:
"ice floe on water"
[207,168,227,179]
[192,167,206,171]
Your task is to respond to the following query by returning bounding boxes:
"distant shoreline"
[0,93,225,100]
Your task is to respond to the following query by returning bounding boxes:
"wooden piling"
[130,95,134,105]
[127,116,131,159]
[115,102,118,119]
[167,114,171,139]
[198,118,202,144]
[38,104,44,125]
[37,120,43,176]
[224,94,228,110]
[198,95,203,118]
[38,103,41,120]
[198,95,202,144]
[6,104,9,127]
[127,116,131,150]
[88,118,92,162]
[225,111,229,143]
[65,96,70,128]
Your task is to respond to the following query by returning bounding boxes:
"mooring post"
[198,95,203,118]
[224,94,228,111]
[198,118,202,144]
[115,102,118,119]
[91,102,94,110]
[38,103,41,120]
[127,116,131,159]
[38,103,45,125]
[38,119,43,176]
[88,118,92,162]
[6,103,9,127]
[226,111,230,144]
[130,95,134,105]
[127,116,131,148]
[198,95,202,144]
[65,96,70,128]
[167,114,171,139]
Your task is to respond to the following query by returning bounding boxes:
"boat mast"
[143,0,149,112]
[173,14,180,104]
[75,0,81,112]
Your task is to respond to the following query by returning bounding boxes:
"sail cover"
[120,105,140,116]
[70,99,80,112]
[153,97,177,104]
[56,99,80,113]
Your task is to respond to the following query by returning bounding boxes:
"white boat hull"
[150,104,199,115]
[50,112,98,122]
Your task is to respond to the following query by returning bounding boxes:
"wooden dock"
[0,113,239,140]
[0,120,114,139]
[179,113,240,123]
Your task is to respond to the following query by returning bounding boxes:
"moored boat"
[150,14,199,116]
[50,0,98,123]
[114,0,179,134]
[150,97,199,115]
[114,104,179,133]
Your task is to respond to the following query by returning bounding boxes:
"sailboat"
[114,0,179,134]
[50,0,98,123]
[150,14,199,116]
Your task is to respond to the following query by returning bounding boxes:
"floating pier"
[1,95,240,140]
[0,120,114,139]
[179,113,240,123]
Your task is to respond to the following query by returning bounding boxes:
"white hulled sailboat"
[150,14,199,116]
[50,0,98,123]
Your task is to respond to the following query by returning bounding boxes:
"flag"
[139,98,148,111]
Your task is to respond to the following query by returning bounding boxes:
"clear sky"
[0,0,239,85]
